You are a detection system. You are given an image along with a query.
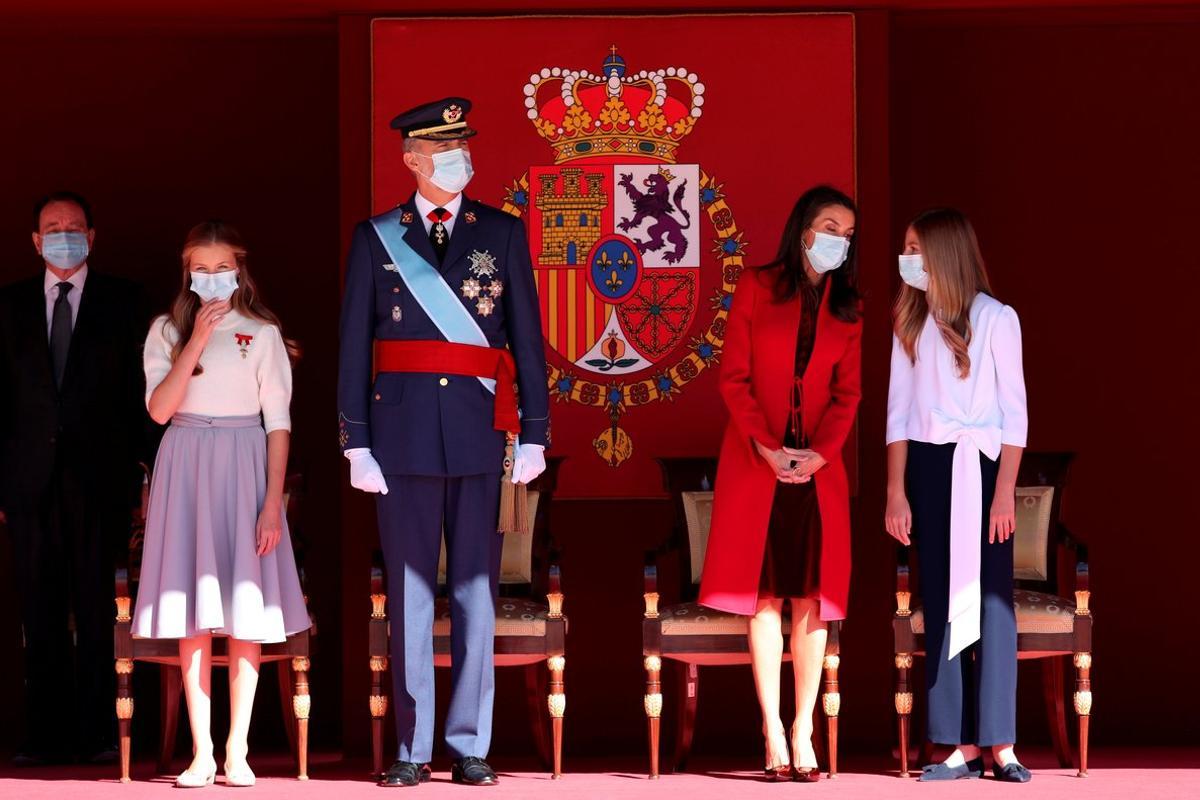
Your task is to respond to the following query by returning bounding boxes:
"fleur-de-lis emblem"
[595,251,612,268]
[617,251,635,269]
[605,270,623,291]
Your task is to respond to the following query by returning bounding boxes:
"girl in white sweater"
[133,221,309,787]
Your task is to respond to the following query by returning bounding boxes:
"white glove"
[510,443,546,485]
[346,448,389,495]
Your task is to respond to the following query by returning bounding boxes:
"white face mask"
[898,253,929,291]
[803,229,850,273]
[416,147,474,194]
[190,270,239,302]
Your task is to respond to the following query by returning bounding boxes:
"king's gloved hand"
[510,443,546,485]
[345,448,389,494]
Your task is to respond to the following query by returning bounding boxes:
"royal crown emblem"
[522,46,705,165]
[503,47,747,468]
[442,103,463,124]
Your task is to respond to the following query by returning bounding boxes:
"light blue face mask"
[417,147,474,194]
[803,230,850,273]
[41,231,89,270]
[898,253,929,291]
[190,270,239,302]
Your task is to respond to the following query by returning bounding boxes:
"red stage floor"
[1,750,1197,799]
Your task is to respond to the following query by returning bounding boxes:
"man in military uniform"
[338,98,549,788]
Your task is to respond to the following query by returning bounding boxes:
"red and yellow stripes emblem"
[534,267,611,363]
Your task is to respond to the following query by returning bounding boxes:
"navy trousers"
[376,473,503,763]
[908,441,1017,747]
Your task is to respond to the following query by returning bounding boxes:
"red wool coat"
[698,268,862,620]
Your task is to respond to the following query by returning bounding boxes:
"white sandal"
[175,759,217,788]
[224,760,257,788]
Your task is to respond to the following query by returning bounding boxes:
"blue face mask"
[804,230,850,273]
[41,231,90,270]
[898,253,929,291]
[190,270,239,302]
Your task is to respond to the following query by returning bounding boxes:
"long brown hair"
[893,208,993,378]
[164,220,300,374]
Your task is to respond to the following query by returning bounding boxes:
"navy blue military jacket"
[337,193,550,477]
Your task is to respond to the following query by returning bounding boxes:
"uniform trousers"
[376,472,503,763]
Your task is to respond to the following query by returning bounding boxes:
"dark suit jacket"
[0,269,148,508]
[337,193,550,477]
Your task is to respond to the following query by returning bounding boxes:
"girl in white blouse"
[133,221,310,788]
[884,209,1030,782]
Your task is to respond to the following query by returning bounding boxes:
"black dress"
[759,278,824,599]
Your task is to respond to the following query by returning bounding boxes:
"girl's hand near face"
[186,299,230,353]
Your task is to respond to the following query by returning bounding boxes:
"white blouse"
[885,291,1027,660]
[886,292,1027,450]
[144,310,292,433]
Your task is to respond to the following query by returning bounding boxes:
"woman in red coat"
[699,186,862,781]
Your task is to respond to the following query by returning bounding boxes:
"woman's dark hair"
[759,185,860,322]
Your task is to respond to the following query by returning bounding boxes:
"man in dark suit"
[338,98,550,787]
[0,191,147,764]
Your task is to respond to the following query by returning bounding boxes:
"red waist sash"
[373,340,520,434]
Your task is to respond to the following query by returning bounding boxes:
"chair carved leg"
[370,655,389,779]
[547,655,565,779]
[158,665,182,774]
[292,657,311,780]
[1042,656,1072,768]
[822,654,840,779]
[644,655,662,779]
[116,658,134,783]
[895,653,914,778]
[1073,652,1092,777]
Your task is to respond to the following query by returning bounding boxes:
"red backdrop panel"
[371,14,856,497]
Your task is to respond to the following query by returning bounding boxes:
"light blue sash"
[370,209,495,394]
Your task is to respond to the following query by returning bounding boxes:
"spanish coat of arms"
[502,47,748,467]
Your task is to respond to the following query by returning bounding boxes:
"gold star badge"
[460,278,482,299]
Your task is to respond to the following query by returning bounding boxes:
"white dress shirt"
[44,264,88,338]
[413,190,462,237]
[886,291,1027,659]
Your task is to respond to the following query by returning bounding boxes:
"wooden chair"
[114,471,315,783]
[892,452,1092,777]
[368,458,566,779]
[642,458,843,779]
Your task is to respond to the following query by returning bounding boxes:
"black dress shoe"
[82,744,120,764]
[992,762,1032,782]
[918,757,985,781]
[379,760,431,787]
[10,751,48,768]
[451,757,498,786]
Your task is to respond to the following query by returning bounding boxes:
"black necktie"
[427,208,450,264]
[50,281,73,388]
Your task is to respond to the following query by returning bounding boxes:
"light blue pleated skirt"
[132,413,310,643]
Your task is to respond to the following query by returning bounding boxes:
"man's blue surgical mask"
[41,232,89,270]
[416,148,474,194]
